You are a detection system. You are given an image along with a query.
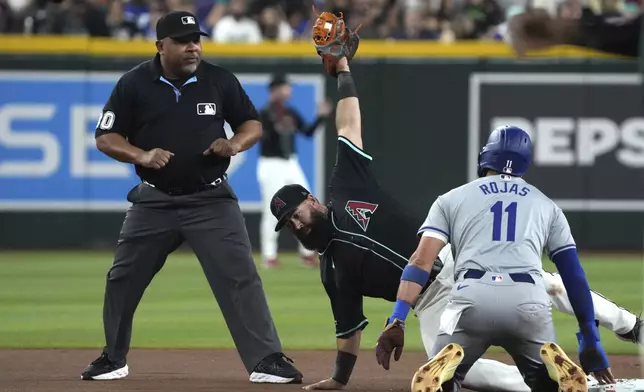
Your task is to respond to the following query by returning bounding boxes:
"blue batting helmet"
[477,125,532,177]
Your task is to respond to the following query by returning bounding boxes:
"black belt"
[144,174,227,196]
[463,269,535,284]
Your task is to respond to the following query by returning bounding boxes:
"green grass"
[0,251,641,354]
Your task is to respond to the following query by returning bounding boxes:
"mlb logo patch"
[181,16,196,25]
[491,275,503,282]
[197,103,216,115]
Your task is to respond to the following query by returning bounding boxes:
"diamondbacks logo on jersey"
[345,200,378,232]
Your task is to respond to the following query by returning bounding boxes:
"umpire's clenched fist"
[203,138,241,157]
[135,148,174,169]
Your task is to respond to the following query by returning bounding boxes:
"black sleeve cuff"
[331,351,357,385]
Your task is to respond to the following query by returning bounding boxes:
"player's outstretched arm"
[542,272,639,339]
[548,208,615,384]
[334,58,363,149]
[311,9,362,149]
[302,332,361,390]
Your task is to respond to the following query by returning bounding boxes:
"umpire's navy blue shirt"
[95,54,259,189]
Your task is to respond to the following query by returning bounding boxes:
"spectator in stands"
[0,0,16,32]
[258,5,292,41]
[489,4,523,40]
[17,0,54,34]
[345,0,393,39]
[324,0,350,22]
[111,0,161,39]
[621,0,641,16]
[213,0,262,42]
[3,0,636,41]
[435,0,454,20]
[389,6,441,39]
[557,0,582,19]
[461,0,504,38]
[194,0,228,31]
[246,0,311,38]
[37,0,110,36]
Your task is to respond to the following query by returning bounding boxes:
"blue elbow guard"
[552,248,596,327]
[392,265,429,323]
[401,265,430,287]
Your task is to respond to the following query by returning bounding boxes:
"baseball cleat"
[262,258,280,269]
[249,352,303,384]
[81,352,128,380]
[301,254,319,268]
[540,342,588,392]
[411,343,464,392]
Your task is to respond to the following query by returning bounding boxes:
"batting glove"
[375,318,405,370]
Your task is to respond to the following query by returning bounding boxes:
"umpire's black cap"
[156,11,210,40]
[271,184,311,231]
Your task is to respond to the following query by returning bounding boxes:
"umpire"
[81,10,303,385]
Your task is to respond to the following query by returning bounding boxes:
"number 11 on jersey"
[491,201,517,242]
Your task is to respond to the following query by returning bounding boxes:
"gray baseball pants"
[101,182,282,373]
[431,270,561,392]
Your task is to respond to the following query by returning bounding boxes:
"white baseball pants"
[415,254,637,391]
[257,156,316,260]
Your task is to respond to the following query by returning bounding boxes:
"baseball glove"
[311,6,361,77]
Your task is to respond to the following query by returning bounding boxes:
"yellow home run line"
[0,36,620,59]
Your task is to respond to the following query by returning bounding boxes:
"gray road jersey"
[419,175,576,278]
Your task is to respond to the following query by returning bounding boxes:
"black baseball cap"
[269,73,289,89]
[271,184,312,231]
[156,11,210,40]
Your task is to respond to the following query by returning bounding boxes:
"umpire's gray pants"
[102,182,282,373]
[431,270,560,392]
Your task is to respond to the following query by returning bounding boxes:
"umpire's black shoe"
[617,318,642,344]
[249,352,303,384]
[81,352,128,380]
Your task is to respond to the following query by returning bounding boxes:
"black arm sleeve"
[321,257,369,339]
[222,71,260,131]
[569,10,641,58]
[95,76,136,138]
[291,108,326,137]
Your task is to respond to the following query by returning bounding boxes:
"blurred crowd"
[0,0,642,41]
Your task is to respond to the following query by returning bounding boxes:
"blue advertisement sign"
[0,71,325,211]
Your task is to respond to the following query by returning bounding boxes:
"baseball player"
[269,11,641,392]
[377,126,616,391]
[257,73,331,268]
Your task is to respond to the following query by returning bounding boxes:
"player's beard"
[295,210,332,252]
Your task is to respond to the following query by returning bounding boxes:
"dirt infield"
[0,349,640,392]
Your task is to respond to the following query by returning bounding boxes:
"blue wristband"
[401,264,431,287]
[391,299,411,322]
